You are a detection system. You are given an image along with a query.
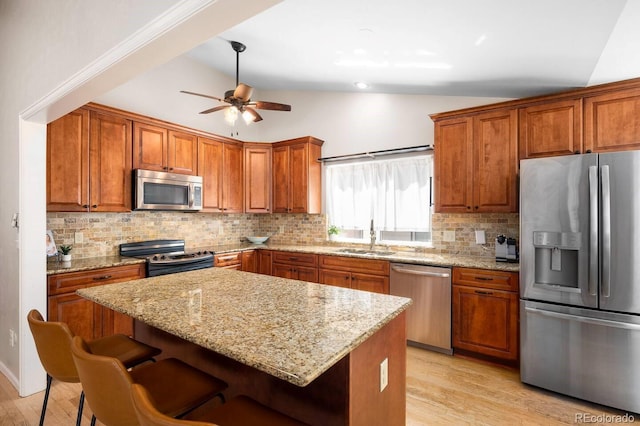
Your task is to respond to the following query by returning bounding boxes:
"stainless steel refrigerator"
[520,151,640,413]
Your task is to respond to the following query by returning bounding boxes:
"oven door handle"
[149,256,213,266]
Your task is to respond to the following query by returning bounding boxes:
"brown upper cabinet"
[133,122,197,175]
[434,77,640,168]
[272,136,323,214]
[434,108,518,213]
[584,87,640,153]
[47,108,132,212]
[519,98,583,159]
[197,137,244,213]
[244,143,272,213]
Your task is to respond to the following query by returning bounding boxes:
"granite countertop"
[77,268,412,386]
[48,243,519,275]
[47,255,145,275]
[209,243,520,273]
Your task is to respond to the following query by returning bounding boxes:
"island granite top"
[77,268,412,387]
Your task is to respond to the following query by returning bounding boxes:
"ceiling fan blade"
[251,101,292,111]
[199,105,229,114]
[244,107,263,122]
[233,83,253,102]
[180,90,224,102]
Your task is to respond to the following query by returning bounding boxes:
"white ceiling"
[183,0,628,98]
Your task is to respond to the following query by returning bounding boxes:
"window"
[325,153,433,245]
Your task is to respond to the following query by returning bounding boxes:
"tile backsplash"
[47,211,519,260]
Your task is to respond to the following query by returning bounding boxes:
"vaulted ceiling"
[184,0,629,98]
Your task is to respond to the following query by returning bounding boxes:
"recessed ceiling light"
[354,82,369,89]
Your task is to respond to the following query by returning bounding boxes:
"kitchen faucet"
[369,219,376,250]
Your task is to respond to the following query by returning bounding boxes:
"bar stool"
[27,309,161,426]
[131,383,308,426]
[71,335,228,426]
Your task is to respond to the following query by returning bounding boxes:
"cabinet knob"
[466,206,471,210]
[92,205,97,209]
[574,151,580,154]
[586,150,592,153]
[82,204,89,208]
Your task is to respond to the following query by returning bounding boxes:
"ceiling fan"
[181,41,291,124]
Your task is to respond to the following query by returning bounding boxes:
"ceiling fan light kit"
[181,40,291,126]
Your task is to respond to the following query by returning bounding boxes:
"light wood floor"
[1,346,635,425]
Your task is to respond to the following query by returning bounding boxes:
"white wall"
[0,0,281,396]
[589,0,640,85]
[0,0,176,395]
[97,56,510,156]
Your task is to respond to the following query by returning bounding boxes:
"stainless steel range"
[119,239,214,277]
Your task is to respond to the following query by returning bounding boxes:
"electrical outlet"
[380,358,388,392]
[75,232,84,243]
[443,230,456,242]
[9,329,15,347]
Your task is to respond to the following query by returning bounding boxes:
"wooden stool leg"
[39,375,52,426]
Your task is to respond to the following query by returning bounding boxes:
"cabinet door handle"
[92,275,113,281]
[475,276,493,281]
[474,290,493,295]
[82,204,89,208]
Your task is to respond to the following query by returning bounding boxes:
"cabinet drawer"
[319,255,389,276]
[272,251,318,267]
[214,252,243,267]
[452,267,518,292]
[48,263,145,295]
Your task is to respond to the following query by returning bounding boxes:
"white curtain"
[326,155,432,232]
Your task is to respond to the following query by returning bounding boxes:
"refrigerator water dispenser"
[533,231,581,288]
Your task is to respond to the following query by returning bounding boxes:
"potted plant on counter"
[328,225,340,241]
[59,244,72,262]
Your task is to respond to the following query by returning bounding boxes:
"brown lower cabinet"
[214,252,242,270]
[452,267,519,363]
[241,250,258,273]
[271,251,318,282]
[47,263,145,340]
[257,250,272,275]
[318,255,390,294]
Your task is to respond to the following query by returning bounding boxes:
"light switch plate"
[475,230,486,244]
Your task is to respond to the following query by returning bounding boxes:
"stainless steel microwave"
[134,169,203,211]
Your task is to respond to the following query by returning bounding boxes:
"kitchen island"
[77,268,412,425]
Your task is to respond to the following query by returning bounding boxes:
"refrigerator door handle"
[601,165,611,298]
[588,165,599,297]
[525,306,640,330]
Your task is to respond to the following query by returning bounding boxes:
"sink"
[336,248,395,256]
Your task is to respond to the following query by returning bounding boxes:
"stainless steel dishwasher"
[390,263,452,354]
